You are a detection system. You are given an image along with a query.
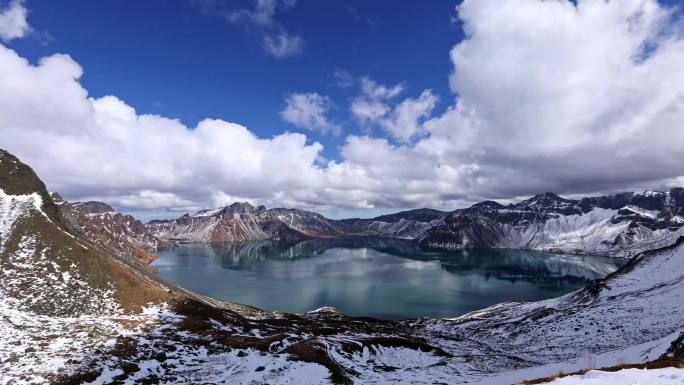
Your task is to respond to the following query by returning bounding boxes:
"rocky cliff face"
[53,194,160,264]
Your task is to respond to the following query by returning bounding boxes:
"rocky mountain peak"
[52,197,160,264]
[226,201,260,214]
[470,200,504,209]
[0,149,64,226]
[0,150,174,317]
[372,208,447,223]
[629,190,668,211]
[191,202,266,218]
[523,192,574,205]
[49,192,64,204]
[71,201,116,215]
[513,191,580,216]
[136,186,684,257]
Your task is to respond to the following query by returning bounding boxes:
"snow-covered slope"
[539,367,684,385]
[415,236,684,383]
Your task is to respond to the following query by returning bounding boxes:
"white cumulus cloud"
[0,43,326,212]
[433,0,684,197]
[281,92,341,135]
[227,0,284,26]
[345,0,684,202]
[351,77,437,142]
[0,0,28,41]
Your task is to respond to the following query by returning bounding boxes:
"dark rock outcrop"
[0,149,64,227]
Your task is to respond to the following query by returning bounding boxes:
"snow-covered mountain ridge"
[145,190,684,258]
[418,190,684,257]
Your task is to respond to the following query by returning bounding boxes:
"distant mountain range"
[50,180,684,264]
[139,189,684,258]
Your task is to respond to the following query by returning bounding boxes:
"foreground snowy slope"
[1,148,683,384]
[538,367,684,385]
[416,236,684,383]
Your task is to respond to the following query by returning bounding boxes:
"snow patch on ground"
[470,329,683,384]
[623,205,660,219]
[329,344,455,384]
[0,297,141,384]
[82,304,333,385]
[421,239,684,383]
[540,367,684,385]
[1,299,332,385]
[0,231,119,316]
[0,188,43,251]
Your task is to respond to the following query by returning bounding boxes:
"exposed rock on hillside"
[56,198,160,264]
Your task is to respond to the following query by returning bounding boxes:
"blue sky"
[2,0,684,220]
[9,0,461,162]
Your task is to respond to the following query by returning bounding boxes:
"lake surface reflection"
[152,238,628,320]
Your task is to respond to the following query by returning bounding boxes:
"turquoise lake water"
[152,238,627,320]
